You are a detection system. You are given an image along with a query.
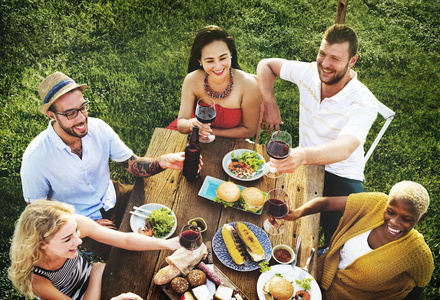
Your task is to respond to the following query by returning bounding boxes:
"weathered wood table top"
[101,128,324,300]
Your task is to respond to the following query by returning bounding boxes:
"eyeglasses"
[54,101,90,120]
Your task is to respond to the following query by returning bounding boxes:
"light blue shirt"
[20,117,133,219]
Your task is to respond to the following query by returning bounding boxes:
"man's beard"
[318,61,349,85]
[57,117,88,138]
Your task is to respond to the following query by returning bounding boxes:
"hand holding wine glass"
[179,224,202,250]
[263,189,289,235]
[195,98,217,143]
[263,131,292,178]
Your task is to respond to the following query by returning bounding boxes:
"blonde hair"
[8,200,74,298]
[388,181,430,218]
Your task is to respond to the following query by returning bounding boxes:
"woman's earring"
[200,63,202,66]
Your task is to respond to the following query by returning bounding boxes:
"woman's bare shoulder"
[185,69,204,82]
[234,69,258,86]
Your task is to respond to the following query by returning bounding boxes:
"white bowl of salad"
[130,203,177,239]
[222,149,265,181]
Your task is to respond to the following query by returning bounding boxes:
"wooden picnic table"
[101,128,324,300]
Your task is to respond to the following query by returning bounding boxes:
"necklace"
[204,68,234,99]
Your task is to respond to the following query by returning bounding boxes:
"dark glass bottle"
[183,126,200,181]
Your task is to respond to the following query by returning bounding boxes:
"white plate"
[213,221,272,271]
[130,203,177,239]
[256,264,322,300]
[222,149,265,181]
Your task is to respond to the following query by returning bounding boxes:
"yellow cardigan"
[317,192,434,299]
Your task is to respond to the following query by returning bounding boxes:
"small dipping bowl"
[272,244,295,264]
[188,217,207,233]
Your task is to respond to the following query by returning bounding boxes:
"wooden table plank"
[101,128,324,300]
[146,129,235,299]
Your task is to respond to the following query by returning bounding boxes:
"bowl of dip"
[272,244,295,264]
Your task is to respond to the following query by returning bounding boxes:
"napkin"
[166,243,208,276]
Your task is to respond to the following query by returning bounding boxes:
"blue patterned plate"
[213,221,272,271]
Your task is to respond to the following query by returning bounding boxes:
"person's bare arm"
[76,215,181,251]
[118,153,184,177]
[31,274,76,300]
[111,293,143,300]
[177,71,209,134]
[256,58,287,132]
[82,262,105,300]
[283,196,348,222]
[271,135,360,173]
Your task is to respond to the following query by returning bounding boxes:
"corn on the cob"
[236,222,265,262]
[222,224,246,265]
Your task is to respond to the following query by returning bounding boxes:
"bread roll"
[170,277,189,295]
[241,187,264,212]
[187,269,207,287]
[216,182,241,203]
[153,264,181,285]
[263,275,294,300]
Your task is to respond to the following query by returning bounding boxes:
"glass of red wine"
[195,98,217,143]
[263,189,289,235]
[263,131,292,178]
[179,224,202,250]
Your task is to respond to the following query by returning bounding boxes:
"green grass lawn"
[1,0,439,298]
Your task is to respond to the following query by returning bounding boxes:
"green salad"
[231,150,265,172]
[259,261,271,273]
[295,277,313,291]
[148,208,175,238]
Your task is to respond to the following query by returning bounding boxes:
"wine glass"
[263,189,289,235]
[263,131,292,178]
[195,98,217,143]
[179,224,202,250]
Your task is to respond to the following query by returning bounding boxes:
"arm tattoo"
[127,156,165,177]
[117,157,130,169]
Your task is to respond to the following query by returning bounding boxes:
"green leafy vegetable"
[259,261,271,273]
[295,278,313,291]
[213,195,240,208]
[147,208,175,238]
[231,151,265,172]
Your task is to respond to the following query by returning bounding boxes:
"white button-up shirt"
[21,117,133,219]
[280,61,378,181]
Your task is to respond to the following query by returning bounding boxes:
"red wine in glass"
[195,106,217,124]
[267,140,291,159]
[263,131,292,178]
[263,189,289,235]
[179,225,202,250]
[195,98,216,143]
[263,198,289,219]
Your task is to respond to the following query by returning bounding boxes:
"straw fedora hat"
[38,72,87,114]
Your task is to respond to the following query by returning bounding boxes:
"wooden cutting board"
[159,241,249,300]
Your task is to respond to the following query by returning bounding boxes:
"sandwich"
[240,187,265,212]
[263,274,294,300]
[214,182,241,208]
